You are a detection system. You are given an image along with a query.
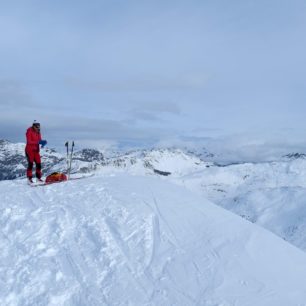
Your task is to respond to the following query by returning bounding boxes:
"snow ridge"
[1,174,306,305]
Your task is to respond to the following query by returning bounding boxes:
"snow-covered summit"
[1,173,306,305]
[104,148,211,176]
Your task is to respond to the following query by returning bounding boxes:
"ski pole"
[68,141,74,179]
[65,141,69,175]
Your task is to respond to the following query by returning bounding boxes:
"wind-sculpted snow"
[1,175,306,305]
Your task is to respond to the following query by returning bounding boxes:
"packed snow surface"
[1,174,306,305]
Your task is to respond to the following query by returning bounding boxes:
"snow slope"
[173,159,306,251]
[1,174,306,305]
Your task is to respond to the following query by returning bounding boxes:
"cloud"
[24,113,175,150]
[126,101,181,123]
[0,0,305,154]
[0,109,168,149]
[154,131,306,164]
[64,74,210,93]
[0,79,41,141]
[0,80,36,109]
[132,101,181,115]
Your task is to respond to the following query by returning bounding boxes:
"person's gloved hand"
[39,140,47,147]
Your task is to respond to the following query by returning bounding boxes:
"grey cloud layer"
[0,0,305,151]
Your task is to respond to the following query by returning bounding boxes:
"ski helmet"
[32,120,40,127]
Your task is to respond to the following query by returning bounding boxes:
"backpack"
[45,172,68,184]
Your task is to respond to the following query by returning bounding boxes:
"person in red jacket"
[25,121,47,183]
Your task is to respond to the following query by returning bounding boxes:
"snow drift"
[1,174,306,306]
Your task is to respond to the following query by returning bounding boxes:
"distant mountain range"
[0,139,213,180]
[2,139,305,181]
[0,140,105,180]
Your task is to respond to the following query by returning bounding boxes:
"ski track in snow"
[1,176,306,305]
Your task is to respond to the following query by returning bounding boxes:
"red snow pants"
[25,149,42,179]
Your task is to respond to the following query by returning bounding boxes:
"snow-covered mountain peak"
[2,139,306,304]
[1,173,306,305]
[141,147,210,175]
[283,152,306,160]
[73,148,105,162]
[0,139,25,156]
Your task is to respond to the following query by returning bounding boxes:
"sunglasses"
[33,124,40,128]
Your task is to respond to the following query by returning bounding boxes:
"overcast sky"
[1,0,306,154]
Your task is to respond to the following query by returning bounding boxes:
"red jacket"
[25,127,42,153]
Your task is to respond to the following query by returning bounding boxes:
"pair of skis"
[65,141,74,179]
